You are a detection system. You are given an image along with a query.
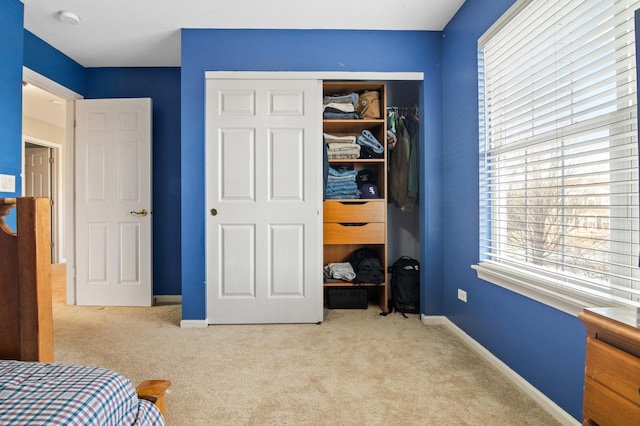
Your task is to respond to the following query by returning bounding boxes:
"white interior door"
[206,77,323,324]
[25,147,51,198]
[75,98,153,306]
[24,146,55,260]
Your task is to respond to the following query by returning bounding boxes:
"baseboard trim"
[421,315,579,426]
[180,319,208,328]
[154,295,182,304]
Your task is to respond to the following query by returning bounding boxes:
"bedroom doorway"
[22,82,67,264]
[23,69,153,307]
[23,67,80,304]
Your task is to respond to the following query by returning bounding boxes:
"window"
[476,0,640,314]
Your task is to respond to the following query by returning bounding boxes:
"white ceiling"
[22,83,67,129]
[21,0,465,68]
[21,0,465,129]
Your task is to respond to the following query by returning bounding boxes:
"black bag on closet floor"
[390,256,420,317]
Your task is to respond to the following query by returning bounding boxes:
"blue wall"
[85,68,182,296]
[180,29,444,320]
[23,30,86,96]
[441,0,585,419]
[0,0,25,229]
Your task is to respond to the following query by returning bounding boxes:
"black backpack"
[390,256,420,316]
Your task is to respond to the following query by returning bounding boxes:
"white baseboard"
[154,295,182,304]
[421,315,580,426]
[180,319,208,328]
[156,296,207,327]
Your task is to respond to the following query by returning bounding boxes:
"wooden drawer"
[583,376,640,426]
[324,201,385,223]
[324,222,384,244]
[586,337,640,406]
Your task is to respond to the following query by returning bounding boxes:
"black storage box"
[327,288,368,309]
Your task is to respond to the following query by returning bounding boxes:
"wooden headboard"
[0,197,53,362]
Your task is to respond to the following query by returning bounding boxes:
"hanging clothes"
[388,107,419,210]
[405,113,420,202]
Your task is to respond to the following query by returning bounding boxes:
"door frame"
[21,136,62,263]
[23,67,82,305]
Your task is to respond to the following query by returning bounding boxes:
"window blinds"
[478,0,640,306]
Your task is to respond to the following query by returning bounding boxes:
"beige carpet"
[51,265,560,425]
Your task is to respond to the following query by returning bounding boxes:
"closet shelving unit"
[323,81,388,312]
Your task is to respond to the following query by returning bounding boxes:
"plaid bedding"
[0,360,165,425]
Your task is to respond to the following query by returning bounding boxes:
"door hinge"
[50,199,54,206]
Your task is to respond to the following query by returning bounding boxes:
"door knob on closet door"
[130,209,148,217]
[210,208,218,216]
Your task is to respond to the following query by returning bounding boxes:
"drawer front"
[586,337,640,406]
[584,376,640,426]
[324,201,385,223]
[324,223,385,244]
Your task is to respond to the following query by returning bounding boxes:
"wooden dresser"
[579,307,640,425]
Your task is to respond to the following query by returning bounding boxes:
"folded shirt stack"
[324,133,360,160]
[323,92,360,120]
[324,133,357,144]
[326,167,360,199]
[327,143,361,159]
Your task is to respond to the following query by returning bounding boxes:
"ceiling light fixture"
[57,11,81,25]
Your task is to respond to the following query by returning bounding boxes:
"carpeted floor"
[51,264,560,425]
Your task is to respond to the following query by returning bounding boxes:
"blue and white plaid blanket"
[0,360,165,425]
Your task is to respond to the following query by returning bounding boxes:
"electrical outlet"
[457,289,467,303]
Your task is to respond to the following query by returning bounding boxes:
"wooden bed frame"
[0,197,53,362]
[0,198,170,418]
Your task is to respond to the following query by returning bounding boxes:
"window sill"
[472,262,636,317]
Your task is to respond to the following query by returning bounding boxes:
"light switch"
[0,174,16,192]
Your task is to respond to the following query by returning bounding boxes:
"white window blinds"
[478,0,640,308]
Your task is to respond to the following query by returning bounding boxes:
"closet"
[203,73,421,323]
[322,80,421,313]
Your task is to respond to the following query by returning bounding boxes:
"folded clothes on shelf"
[324,133,357,144]
[326,135,361,160]
[323,92,359,106]
[323,111,360,119]
[328,167,357,178]
[323,262,356,282]
[323,92,360,120]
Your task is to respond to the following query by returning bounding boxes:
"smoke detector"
[57,11,81,25]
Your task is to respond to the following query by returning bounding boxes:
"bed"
[0,197,170,425]
[0,360,165,425]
